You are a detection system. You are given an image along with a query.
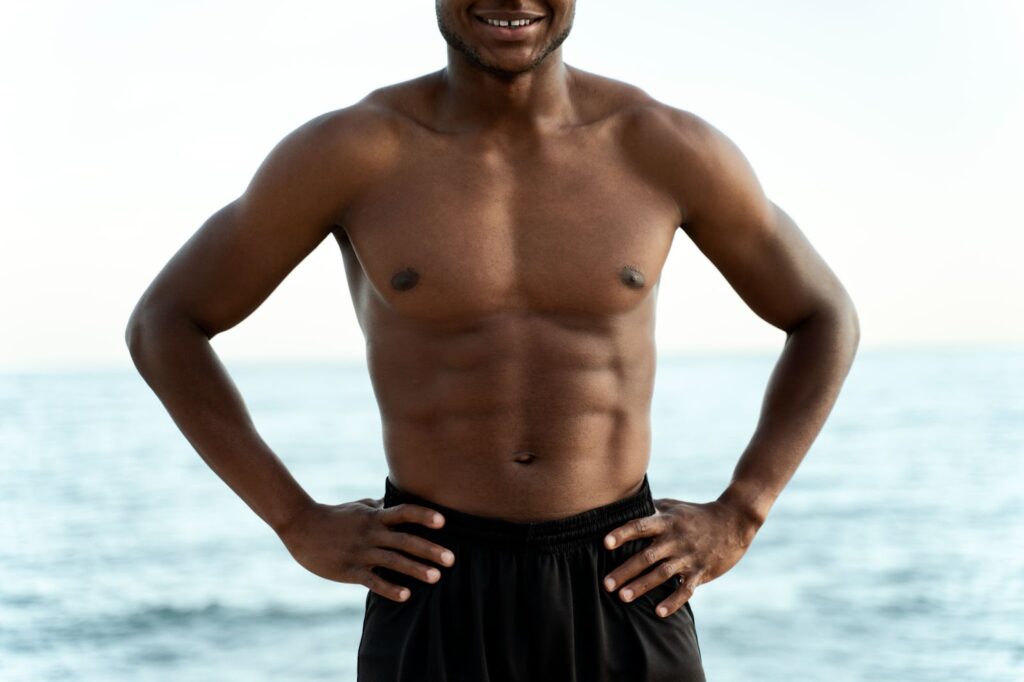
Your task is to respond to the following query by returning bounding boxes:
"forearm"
[717,302,860,528]
[126,312,315,534]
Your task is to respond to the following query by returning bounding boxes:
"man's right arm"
[124,104,390,533]
[126,100,459,600]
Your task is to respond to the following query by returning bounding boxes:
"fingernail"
[433,514,444,526]
[399,588,410,600]
[604,577,615,591]
[621,588,633,601]
[427,568,440,581]
[605,535,616,549]
[441,551,454,565]
[657,606,668,617]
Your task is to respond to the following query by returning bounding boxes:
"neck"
[437,48,576,133]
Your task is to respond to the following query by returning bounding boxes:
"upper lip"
[473,10,546,21]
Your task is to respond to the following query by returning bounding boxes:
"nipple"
[390,267,420,291]
[619,264,645,289]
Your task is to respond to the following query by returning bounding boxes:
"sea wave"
[2,600,366,652]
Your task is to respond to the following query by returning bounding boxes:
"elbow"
[124,308,142,356]
[834,292,861,350]
[125,304,158,367]
[848,303,861,350]
[126,296,214,372]
[792,294,861,351]
[824,295,861,361]
[125,303,198,368]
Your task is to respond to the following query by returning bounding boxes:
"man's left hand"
[601,497,761,617]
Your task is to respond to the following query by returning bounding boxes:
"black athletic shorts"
[356,473,706,681]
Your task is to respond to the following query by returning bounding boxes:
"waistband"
[382,473,656,551]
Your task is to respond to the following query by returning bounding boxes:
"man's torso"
[326,67,694,519]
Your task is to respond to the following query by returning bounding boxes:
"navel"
[511,451,537,464]
[619,264,646,289]
[390,267,420,291]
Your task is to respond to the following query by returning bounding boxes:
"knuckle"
[391,554,419,574]
[634,517,649,533]
[378,551,401,569]
[366,507,386,528]
[411,504,435,525]
[394,531,421,551]
[659,562,677,578]
[396,553,423,571]
[642,547,659,564]
[362,521,385,544]
[363,548,387,568]
[391,531,423,553]
[378,503,407,525]
[374,547,434,581]
[364,572,384,591]
[367,573,403,599]
[403,535,446,563]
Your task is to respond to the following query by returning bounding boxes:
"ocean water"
[1,346,1022,681]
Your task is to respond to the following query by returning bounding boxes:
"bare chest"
[338,131,680,322]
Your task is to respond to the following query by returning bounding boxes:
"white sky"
[2,1,1022,371]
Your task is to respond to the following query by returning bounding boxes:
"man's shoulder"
[614,92,719,159]
[579,75,750,225]
[316,69,459,140]
[562,68,724,171]
[295,98,407,158]
[273,77,438,181]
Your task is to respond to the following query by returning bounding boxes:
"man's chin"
[461,47,548,77]
[479,59,540,78]
[437,21,557,78]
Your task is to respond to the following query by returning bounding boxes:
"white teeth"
[484,17,538,28]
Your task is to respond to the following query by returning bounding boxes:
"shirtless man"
[126,1,860,680]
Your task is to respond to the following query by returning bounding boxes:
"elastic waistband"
[382,473,655,552]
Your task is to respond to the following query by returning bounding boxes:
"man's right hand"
[276,499,457,602]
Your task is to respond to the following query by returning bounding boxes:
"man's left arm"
[604,106,860,617]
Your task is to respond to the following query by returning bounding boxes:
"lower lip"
[474,17,545,42]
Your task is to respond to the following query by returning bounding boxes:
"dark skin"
[126,0,859,620]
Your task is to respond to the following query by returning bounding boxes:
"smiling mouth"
[474,15,545,29]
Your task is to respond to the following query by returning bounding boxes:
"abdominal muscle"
[365,308,657,521]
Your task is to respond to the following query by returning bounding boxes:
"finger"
[654,569,704,618]
[602,539,674,592]
[377,503,446,529]
[365,547,444,585]
[617,557,687,603]
[603,512,667,549]
[361,569,412,603]
[378,529,456,567]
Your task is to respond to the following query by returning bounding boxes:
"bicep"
[138,116,351,337]
[679,123,849,333]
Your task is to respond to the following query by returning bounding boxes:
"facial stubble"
[435,4,574,78]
